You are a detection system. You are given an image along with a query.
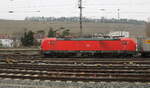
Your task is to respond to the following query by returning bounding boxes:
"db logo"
[86,44,91,47]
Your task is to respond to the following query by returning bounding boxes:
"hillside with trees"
[25,17,145,25]
[0,17,146,38]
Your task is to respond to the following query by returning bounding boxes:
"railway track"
[0,50,150,82]
[1,55,150,65]
[1,59,150,65]
[0,63,149,82]
[0,48,40,55]
[0,70,149,82]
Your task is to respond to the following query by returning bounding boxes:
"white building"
[0,39,14,47]
[109,31,130,38]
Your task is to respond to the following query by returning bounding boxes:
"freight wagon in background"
[137,37,150,57]
[41,37,137,57]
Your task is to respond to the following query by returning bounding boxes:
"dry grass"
[145,23,150,37]
[0,20,146,38]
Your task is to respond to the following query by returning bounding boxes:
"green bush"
[21,30,35,46]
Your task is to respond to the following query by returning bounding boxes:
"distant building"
[0,39,13,47]
[109,31,130,38]
[0,34,10,39]
[13,39,21,48]
[0,34,14,48]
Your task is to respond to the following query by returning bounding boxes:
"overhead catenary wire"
[6,0,150,21]
[8,0,150,13]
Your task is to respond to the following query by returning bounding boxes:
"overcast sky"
[0,0,150,21]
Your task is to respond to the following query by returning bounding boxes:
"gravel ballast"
[0,78,150,88]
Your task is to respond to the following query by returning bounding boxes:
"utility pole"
[117,9,123,37]
[117,9,120,20]
[78,0,83,37]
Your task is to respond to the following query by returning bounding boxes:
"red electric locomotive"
[41,37,137,57]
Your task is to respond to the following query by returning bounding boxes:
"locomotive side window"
[49,41,56,45]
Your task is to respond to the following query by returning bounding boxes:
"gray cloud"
[0,0,149,21]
